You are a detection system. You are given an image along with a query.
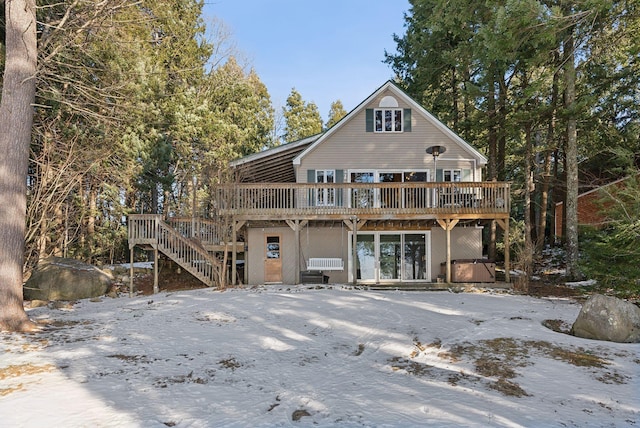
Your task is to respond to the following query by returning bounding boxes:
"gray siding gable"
[292,80,487,168]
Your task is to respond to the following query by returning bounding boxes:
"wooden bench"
[306,258,344,271]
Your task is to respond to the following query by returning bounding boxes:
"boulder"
[24,257,113,301]
[571,294,640,343]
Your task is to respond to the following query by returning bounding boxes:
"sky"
[203,0,411,122]
[2,285,639,426]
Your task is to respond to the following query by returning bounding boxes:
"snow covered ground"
[1,286,639,427]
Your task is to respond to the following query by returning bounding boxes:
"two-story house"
[218,81,511,286]
[128,81,510,292]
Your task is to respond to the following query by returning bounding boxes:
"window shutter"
[307,169,316,207]
[335,169,344,206]
[403,109,411,132]
[462,169,472,181]
[436,169,443,182]
[365,109,373,132]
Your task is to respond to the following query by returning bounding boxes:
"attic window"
[379,96,398,108]
[375,108,403,132]
[365,106,411,133]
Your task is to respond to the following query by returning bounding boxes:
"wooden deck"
[213,181,510,221]
[128,181,512,291]
[212,181,511,286]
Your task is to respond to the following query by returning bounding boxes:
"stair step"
[151,220,219,288]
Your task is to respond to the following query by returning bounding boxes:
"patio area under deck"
[213,181,511,285]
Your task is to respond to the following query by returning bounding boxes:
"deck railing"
[128,214,219,286]
[166,217,225,246]
[213,182,510,218]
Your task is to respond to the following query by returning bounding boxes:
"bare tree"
[0,0,38,332]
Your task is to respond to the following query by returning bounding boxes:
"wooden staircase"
[128,214,220,288]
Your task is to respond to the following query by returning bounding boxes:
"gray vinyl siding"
[247,224,483,284]
[246,86,485,285]
[247,227,296,285]
[297,88,482,182]
[246,226,348,285]
[300,226,349,283]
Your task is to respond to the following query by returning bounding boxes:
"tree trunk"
[0,0,38,332]
[536,149,553,254]
[536,61,559,255]
[564,32,580,280]
[523,121,534,278]
[487,67,499,261]
[497,75,508,181]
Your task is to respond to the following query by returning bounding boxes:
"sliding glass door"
[350,172,375,208]
[351,232,430,282]
[349,170,430,209]
[379,234,401,280]
[356,234,376,281]
[403,233,427,280]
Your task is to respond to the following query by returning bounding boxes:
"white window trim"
[374,108,403,133]
[347,169,431,209]
[442,169,462,182]
[315,169,335,206]
[347,230,432,283]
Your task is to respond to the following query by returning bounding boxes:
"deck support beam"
[153,244,159,294]
[345,217,366,285]
[231,219,237,286]
[129,245,134,297]
[229,220,246,286]
[437,219,459,283]
[286,219,308,284]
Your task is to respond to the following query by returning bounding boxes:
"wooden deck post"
[294,221,300,284]
[505,218,510,283]
[153,245,159,294]
[293,220,301,285]
[232,219,237,285]
[129,245,134,297]
[352,225,358,286]
[345,217,358,285]
[437,219,459,283]
[286,219,307,285]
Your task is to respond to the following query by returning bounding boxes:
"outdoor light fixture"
[426,145,446,207]
[426,145,446,159]
[426,145,446,181]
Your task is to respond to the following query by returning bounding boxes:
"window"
[316,169,335,206]
[350,171,375,208]
[443,169,462,182]
[352,231,430,282]
[349,170,430,209]
[266,236,280,259]
[374,109,403,132]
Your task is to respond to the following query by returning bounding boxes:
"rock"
[24,257,113,301]
[29,300,49,308]
[571,294,640,343]
[291,409,311,422]
[49,301,76,310]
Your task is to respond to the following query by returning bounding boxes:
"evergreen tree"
[326,100,347,129]
[385,0,639,282]
[282,88,323,142]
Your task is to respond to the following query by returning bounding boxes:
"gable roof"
[292,80,488,166]
[229,80,488,182]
